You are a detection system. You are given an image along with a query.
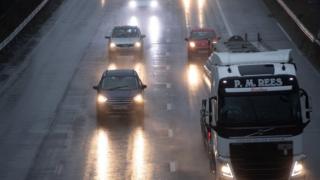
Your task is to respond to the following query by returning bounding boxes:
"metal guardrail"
[277,0,320,47]
[0,0,49,51]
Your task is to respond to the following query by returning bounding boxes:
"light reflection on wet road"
[1,0,319,179]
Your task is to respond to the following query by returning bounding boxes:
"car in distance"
[128,0,158,9]
[105,26,146,60]
[185,28,220,59]
[93,69,147,119]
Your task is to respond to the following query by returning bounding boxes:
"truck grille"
[230,142,293,180]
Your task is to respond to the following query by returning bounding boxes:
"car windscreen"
[112,27,139,38]
[191,31,216,40]
[102,76,139,90]
[219,91,301,127]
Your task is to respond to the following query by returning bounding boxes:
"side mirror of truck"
[299,88,312,127]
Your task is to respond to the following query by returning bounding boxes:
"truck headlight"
[97,94,108,103]
[221,163,234,178]
[110,42,116,48]
[133,94,144,103]
[189,41,196,48]
[134,42,141,48]
[291,161,304,177]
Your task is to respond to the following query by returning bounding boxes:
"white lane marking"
[169,161,176,172]
[0,0,49,50]
[277,22,303,56]
[215,0,233,36]
[167,103,172,110]
[277,23,293,43]
[166,83,171,88]
[168,129,173,138]
[55,164,64,175]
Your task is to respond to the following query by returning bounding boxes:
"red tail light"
[207,131,211,141]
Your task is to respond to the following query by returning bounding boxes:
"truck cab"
[201,49,311,180]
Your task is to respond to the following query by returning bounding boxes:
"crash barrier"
[0,0,49,51]
[277,0,320,47]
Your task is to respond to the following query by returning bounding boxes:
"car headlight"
[129,0,137,8]
[189,41,196,48]
[97,94,108,103]
[291,161,304,177]
[134,42,141,48]
[133,94,144,103]
[212,40,218,44]
[221,163,234,178]
[150,0,158,8]
[110,42,116,48]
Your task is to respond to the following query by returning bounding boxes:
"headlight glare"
[134,42,141,48]
[110,42,116,48]
[291,161,304,177]
[133,94,144,103]
[129,1,137,8]
[221,163,233,178]
[189,41,196,48]
[97,94,108,103]
[150,0,158,8]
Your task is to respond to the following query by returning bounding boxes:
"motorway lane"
[0,0,213,180]
[0,0,319,180]
[208,1,320,179]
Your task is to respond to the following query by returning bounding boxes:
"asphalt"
[0,0,319,180]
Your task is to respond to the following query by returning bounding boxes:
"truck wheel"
[209,155,217,175]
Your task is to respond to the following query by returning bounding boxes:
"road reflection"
[96,129,111,180]
[187,64,201,92]
[197,0,206,28]
[128,16,139,26]
[148,15,161,43]
[182,0,191,28]
[130,127,150,179]
[100,0,106,7]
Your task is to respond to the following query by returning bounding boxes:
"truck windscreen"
[218,75,302,128]
[219,91,302,127]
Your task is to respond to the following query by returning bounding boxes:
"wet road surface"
[0,0,319,180]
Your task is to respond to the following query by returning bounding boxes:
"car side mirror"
[142,84,147,89]
[141,35,146,38]
[93,85,99,90]
[105,36,111,39]
[185,38,189,41]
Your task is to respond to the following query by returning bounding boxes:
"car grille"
[116,44,134,48]
[230,142,293,180]
[108,97,132,104]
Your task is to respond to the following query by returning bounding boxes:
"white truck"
[200,36,312,180]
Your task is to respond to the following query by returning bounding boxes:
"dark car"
[93,69,147,119]
[105,26,146,60]
[185,28,220,59]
